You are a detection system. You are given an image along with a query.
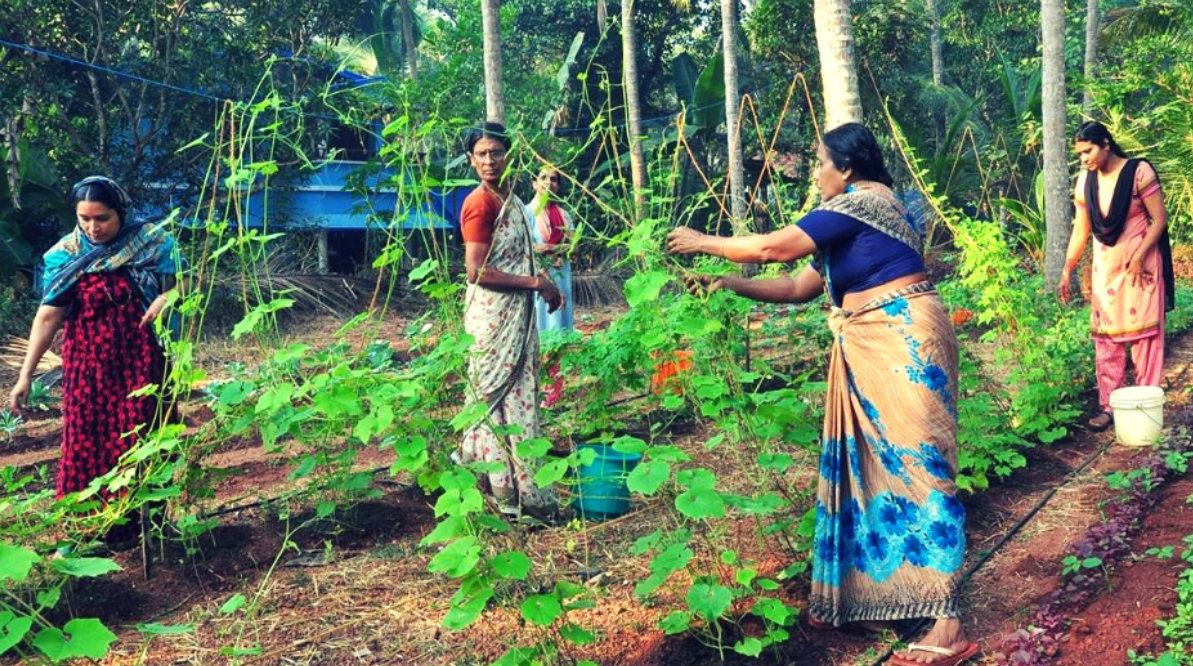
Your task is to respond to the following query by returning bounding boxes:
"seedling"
[0,409,23,443]
[26,379,58,411]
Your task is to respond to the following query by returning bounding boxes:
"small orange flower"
[951,308,974,326]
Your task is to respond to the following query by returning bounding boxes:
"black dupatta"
[1085,158,1174,312]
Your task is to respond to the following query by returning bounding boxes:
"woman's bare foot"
[893,618,975,665]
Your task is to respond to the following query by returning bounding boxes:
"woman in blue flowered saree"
[666,124,977,666]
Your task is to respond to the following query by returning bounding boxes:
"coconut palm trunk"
[813,0,863,129]
[722,0,747,230]
[1083,0,1099,114]
[481,0,505,123]
[927,0,946,150]
[401,0,418,79]
[1041,0,1071,289]
[622,0,647,219]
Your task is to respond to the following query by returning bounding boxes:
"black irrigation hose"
[864,443,1110,666]
[193,462,410,522]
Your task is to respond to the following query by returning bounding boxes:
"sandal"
[888,642,980,666]
[1087,410,1114,432]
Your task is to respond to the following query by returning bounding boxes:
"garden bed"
[2,305,1192,666]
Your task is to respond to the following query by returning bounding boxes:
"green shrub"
[0,282,39,340]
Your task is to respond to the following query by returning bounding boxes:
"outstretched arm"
[667,224,818,264]
[702,264,825,304]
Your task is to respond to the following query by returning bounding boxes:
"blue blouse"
[798,209,924,307]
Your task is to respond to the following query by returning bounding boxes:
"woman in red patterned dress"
[8,176,181,546]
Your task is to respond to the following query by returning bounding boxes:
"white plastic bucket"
[1108,385,1166,447]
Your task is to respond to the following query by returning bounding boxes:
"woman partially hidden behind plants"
[8,176,181,551]
[667,123,977,666]
[1059,120,1172,433]
[454,122,569,525]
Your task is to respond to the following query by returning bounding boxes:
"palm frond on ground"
[2,337,62,373]
[214,248,376,317]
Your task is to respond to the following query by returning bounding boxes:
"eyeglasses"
[541,175,561,184]
[473,149,507,162]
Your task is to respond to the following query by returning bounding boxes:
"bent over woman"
[9,176,180,544]
[666,124,976,666]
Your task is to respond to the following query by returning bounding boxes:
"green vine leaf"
[520,594,563,626]
[408,258,440,282]
[658,610,692,634]
[626,460,670,495]
[442,587,493,630]
[449,402,488,432]
[214,380,255,407]
[623,270,673,308]
[420,515,468,546]
[219,594,246,615]
[0,612,33,654]
[733,636,763,657]
[751,597,796,625]
[50,557,123,578]
[534,458,570,487]
[490,551,532,580]
[635,544,693,597]
[676,489,726,519]
[427,537,482,578]
[559,622,596,645]
[0,544,38,582]
[675,467,716,490]
[31,618,117,661]
[686,583,733,621]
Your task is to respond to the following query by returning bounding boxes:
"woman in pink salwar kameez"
[1059,121,1172,432]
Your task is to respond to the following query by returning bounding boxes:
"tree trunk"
[1041,0,1071,289]
[400,0,418,79]
[1082,0,1099,114]
[622,0,647,219]
[318,229,330,274]
[721,0,747,231]
[927,0,946,151]
[3,111,24,211]
[481,0,505,124]
[812,0,863,129]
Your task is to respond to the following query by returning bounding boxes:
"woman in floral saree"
[666,124,976,666]
[455,122,567,524]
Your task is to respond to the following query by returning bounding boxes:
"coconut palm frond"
[215,247,373,317]
[1102,1,1193,48]
[573,273,626,308]
[2,336,62,373]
